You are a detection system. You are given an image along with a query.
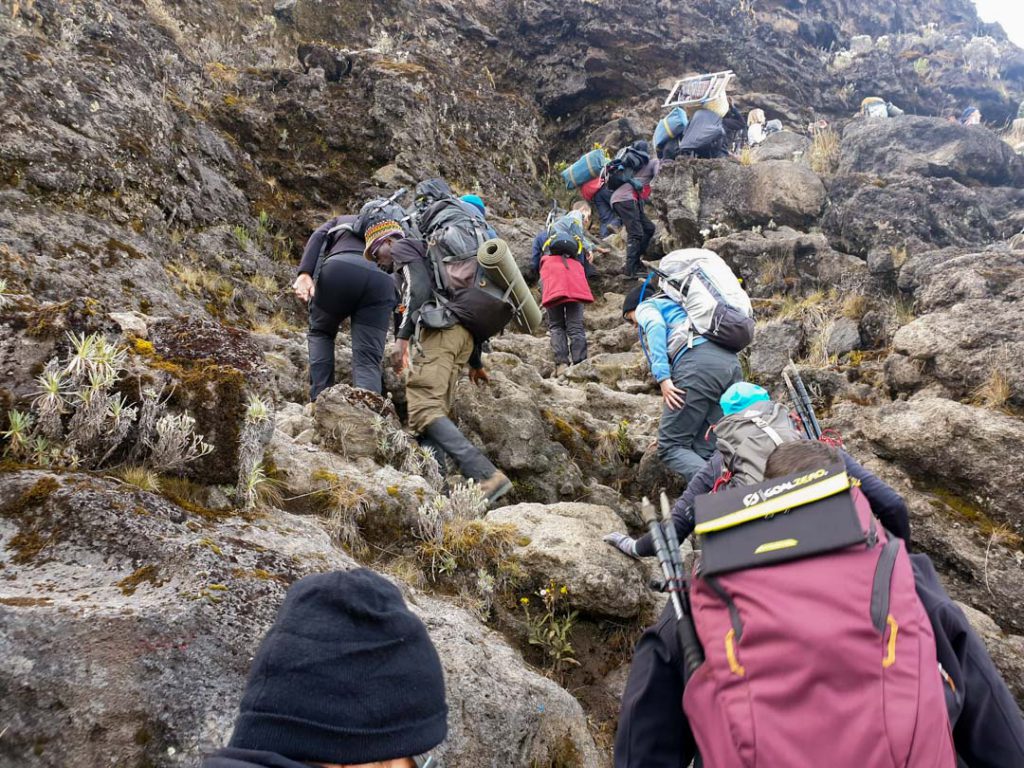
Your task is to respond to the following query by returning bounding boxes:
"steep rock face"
[823,118,1024,256]
[837,116,1024,187]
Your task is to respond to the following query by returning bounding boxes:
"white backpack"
[657,248,755,352]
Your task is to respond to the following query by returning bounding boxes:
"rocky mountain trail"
[3,0,1024,765]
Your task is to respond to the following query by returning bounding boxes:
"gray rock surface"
[0,470,601,767]
[487,502,652,619]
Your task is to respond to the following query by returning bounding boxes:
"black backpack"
[603,146,649,191]
[412,185,513,343]
[355,192,410,238]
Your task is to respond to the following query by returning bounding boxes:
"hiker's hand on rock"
[596,246,610,255]
[660,379,686,410]
[293,273,315,302]
[393,339,411,375]
[469,367,490,386]
[604,532,639,559]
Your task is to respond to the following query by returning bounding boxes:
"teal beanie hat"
[720,382,771,416]
[460,194,486,216]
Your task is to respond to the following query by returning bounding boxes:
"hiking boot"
[554,363,569,377]
[478,470,513,506]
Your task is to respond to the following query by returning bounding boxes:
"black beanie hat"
[228,569,448,764]
[622,283,647,317]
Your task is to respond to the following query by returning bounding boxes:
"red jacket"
[580,177,603,202]
[540,253,594,308]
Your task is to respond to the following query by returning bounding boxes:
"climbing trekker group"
[281,67,1024,767]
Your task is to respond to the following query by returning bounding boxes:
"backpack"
[417,196,493,293]
[712,401,803,487]
[657,248,754,352]
[685,463,956,767]
[861,97,889,118]
[603,146,649,191]
[411,194,514,344]
[355,194,410,238]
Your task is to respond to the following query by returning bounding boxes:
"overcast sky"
[974,0,1024,47]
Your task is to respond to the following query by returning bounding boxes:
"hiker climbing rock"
[387,178,515,505]
[604,383,912,561]
[608,140,659,278]
[612,438,1015,767]
[664,108,729,160]
[537,203,599,374]
[295,214,399,400]
[203,570,447,768]
[621,250,751,484]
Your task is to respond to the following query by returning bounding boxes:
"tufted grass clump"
[809,126,840,175]
[0,278,13,310]
[236,394,274,509]
[972,368,1012,412]
[115,465,162,493]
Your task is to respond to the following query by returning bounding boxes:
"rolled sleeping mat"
[654,106,689,149]
[477,238,543,335]
[560,149,609,190]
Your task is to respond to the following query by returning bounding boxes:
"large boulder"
[487,502,652,619]
[747,318,805,379]
[452,370,586,503]
[313,383,400,460]
[898,246,1024,312]
[0,470,601,767]
[823,174,1024,257]
[829,399,1024,533]
[838,116,1024,188]
[652,160,826,248]
[887,301,1024,406]
[750,130,812,164]
[704,228,869,297]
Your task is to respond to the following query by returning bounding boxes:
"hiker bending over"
[371,217,513,506]
[603,383,910,560]
[295,215,398,400]
[622,282,742,483]
[610,437,1024,768]
[538,202,599,375]
[608,140,659,278]
[202,569,447,768]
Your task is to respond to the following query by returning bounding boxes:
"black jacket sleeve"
[468,343,483,370]
[393,240,434,341]
[614,602,697,767]
[910,554,1024,767]
[297,216,343,276]
[634,455,721,557]
[841,450,911,545]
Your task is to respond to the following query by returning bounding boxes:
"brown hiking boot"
[479,470,513,506]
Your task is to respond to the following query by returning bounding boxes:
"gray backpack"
[714,401,803,487]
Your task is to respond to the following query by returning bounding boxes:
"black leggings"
[308,255,397,400]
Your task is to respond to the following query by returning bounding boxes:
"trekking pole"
[787,361,823,439]
[660,492,704,678]
[782,369,814,440]
[643,496,685,623]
